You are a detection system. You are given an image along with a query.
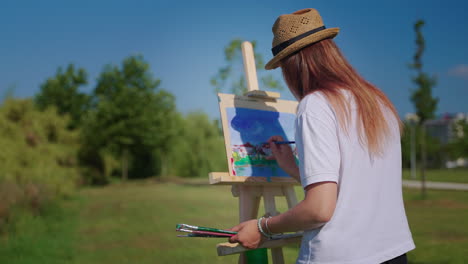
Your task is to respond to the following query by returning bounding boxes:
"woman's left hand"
[228,219,265,249]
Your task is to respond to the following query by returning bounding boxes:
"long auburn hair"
[281,39,402,155]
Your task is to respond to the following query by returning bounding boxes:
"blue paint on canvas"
[226,107,297,178]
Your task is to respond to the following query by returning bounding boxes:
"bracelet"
[257,217,272,239]
[264,216,273,235]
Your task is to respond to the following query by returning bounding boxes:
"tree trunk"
[161,154,168,177]
[410,123,417,179]
[122,149,129,181]
[420,124,427,199]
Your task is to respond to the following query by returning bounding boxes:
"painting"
[218,93,298,182]
[227,107,297,177]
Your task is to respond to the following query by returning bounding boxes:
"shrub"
[0,98,81,232]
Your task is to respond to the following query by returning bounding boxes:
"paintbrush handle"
[262,141,295,145]
[193,230,234,237]
[177,224,237,235]
[196,226,237,235]
[275,141,295,145]
[178,229,235,237]
[178,233,231,238]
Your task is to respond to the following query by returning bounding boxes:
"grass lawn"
[403,188,468,263]
[1,177,467,263]
[0,198,80,264]
[402,169,468,183]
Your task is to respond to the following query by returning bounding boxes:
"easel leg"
[238,185,261,264]
[232,185,297,264]
[263,187,285,264]
[282,185,298,209]
[239,185,261,222]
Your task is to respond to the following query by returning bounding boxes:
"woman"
[228,8,415,264]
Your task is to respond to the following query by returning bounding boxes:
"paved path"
[402,180,468,191]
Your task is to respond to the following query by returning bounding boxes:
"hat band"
[271,26,326,56]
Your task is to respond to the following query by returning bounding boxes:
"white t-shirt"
[295,91,415,264]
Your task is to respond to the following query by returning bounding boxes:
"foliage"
[22,55,228,182]
[211,39,283,95]
[448,119,468,159]
[81,55,179,180]
[35,64,91,129]
[4,54,232,184]
[401,124,449,169]
[77,146,119,185]
[401,122,446,168]
[0,98,80,231]
[408,19,440,197]
[400,124,412,168]
[409,20,438,124]
[167,112,227,177]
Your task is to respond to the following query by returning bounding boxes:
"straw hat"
[265,8,339,70]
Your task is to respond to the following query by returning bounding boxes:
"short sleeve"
[295,111,341,189]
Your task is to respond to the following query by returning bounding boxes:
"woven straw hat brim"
[265,27,339,70]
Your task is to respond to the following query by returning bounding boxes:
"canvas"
[218,93,298,183]
[226,107,297,178]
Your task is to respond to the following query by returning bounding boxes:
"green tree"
[35,64,90,129]
[409,20,439,198]
[82,55,178,180]
[409,20,438,123]
[0,98,81,225]
[211,39,283,95]
[168,112,227,177]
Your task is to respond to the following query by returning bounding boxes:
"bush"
[167,112,227,177]
[0,98,81,231]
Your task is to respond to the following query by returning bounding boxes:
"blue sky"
[1,0,467,120]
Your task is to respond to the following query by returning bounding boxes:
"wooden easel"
[209,42,302,264]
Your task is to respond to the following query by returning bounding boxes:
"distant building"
[405,112,468,168]
[425,113,467,145]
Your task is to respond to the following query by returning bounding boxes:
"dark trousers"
[381,254,407,264]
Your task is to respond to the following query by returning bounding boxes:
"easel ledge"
[209,172,299,185]
[217,233,303,256]
[243,90,281,100]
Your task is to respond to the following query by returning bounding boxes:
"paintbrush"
[176,224,237,235]
[262,141,295,146]
[176,228,235,237]
[177,233,230,238]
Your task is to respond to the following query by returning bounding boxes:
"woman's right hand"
[266,135,300,181]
